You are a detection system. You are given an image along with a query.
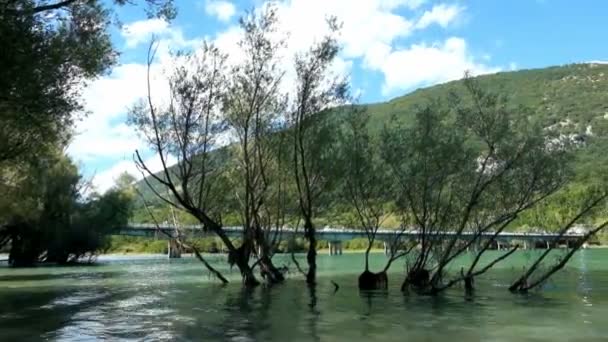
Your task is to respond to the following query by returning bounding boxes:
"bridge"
[113,224,587,258]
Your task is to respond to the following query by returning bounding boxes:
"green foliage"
[105,236,168,254]
[0,0,175,263]
[133,64,608,234]
[1,152,135,265]
[0,0,176,182]
[0,1,116,164]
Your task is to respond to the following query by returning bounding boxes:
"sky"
[68,0,608,193]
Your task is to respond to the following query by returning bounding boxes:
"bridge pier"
[328,241,343,256]
[384,241,390,256]
[496,241,502,251]
[168,239,182,258]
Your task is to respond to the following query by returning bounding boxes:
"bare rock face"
[358,270,388,290]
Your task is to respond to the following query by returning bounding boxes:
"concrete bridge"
[113,224,587,258]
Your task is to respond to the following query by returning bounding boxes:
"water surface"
[1,250,607,341]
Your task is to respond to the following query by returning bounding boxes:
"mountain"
[368,63,608,183]
[370,63,608,133]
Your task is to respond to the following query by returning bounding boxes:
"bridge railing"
[121,223,586,239]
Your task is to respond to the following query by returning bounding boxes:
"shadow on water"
[178,280,326,341]
[0,286,131,341]
[359,288,389,318]
[222,285,257,341]
[306,285,321,342]
[2,251,608,341]
[0,271,124,282]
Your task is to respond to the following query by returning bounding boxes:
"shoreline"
[2,244,607,261]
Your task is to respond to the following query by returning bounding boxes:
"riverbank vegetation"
[104,236,383,254]
[0,0,174,265]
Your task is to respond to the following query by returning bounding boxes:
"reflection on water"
[1,251,608,341]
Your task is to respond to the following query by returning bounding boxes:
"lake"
[1,249,607,341]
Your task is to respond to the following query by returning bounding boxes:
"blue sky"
[69,0,608,192]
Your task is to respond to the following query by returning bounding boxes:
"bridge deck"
[114,224,584,242]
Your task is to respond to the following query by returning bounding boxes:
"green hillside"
[369,63,608,182]
[370,63,608,132]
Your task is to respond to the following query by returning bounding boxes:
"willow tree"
[337,107,414,290]
[129,42,263,284]
[0,0,174,165]
[510,189,608,292]
[290,18,350,286]
[382,76,577,294]
[222,6,288,284]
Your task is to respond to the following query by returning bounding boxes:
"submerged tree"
[382,76,589,294]
[510,189,608,292]
[130,5,352,286]
[290,17,350,286]
[0,0,175,265]
[337,107,414,290]
[129,40,258,283]
[223,6,288,284]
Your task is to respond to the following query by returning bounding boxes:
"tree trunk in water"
[304,219,316,286]
[230,247,259,287]
[402,268,431,293]
[358,270,388,290]
[258,255,285,284]
[217,228,259,287]
[7,222,43,267]
[253,224,285,285]
[240,260,259,287]
[45,251,69,264]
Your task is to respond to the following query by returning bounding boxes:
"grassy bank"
[104,236,386,254]
[104,231,608,255]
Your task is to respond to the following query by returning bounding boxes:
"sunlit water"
[1,249,608,341]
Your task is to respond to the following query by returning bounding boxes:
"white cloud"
[121,18,170,48]
[209,0,489,96]
[67,61,171,160]
[271,0,417,58]
[68,64,146,162]
[204,0,237,22]
[121,18,201,52]
[67,53,178,195]
[69,17,202,190]
[375,37,501,95]
[91,154,177,193]
[75,1,502,193]
[205,0,423,104]
[415,3,464,29]
[380,0,428,10]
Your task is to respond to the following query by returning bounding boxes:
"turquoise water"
[1,250,607,341]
